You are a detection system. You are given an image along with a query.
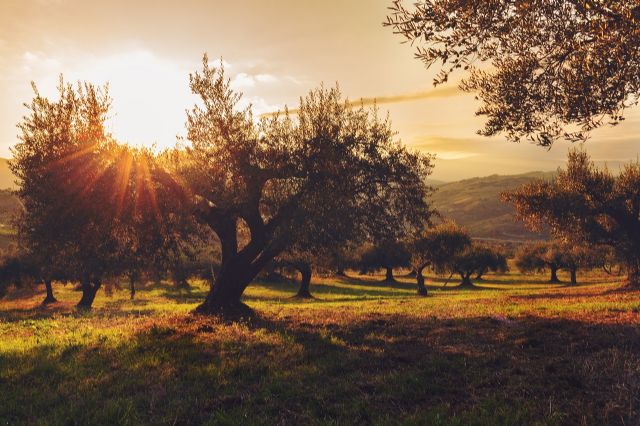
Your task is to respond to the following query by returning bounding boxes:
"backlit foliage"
[386,0,640,145]
[504,150,640,287]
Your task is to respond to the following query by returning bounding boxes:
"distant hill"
[431,171,555,241]
[0,158,16,190]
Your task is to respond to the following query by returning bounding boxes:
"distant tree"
[359,240,412,283]
[514,242,565,283]
[386,1,640,145]
[277,250,317,299]
[411,222,471,295]
[474,244,509,280]
[176,56,434,314]
[446,244,508,288]
[561,243,600,285]
[504,150,640,288]
[328,244,360,277]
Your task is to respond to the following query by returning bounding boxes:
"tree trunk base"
[194,299,254,319]
[292,291,314,299]
[458,279,475,289]
[42,295,58,305]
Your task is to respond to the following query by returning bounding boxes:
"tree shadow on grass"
[1,310,638,425]
[244,278,423,302]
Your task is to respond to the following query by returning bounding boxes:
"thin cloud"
[259,85,462,117]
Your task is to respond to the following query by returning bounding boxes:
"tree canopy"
[177,56,435,313]
[11,79,189,308]
[503,150,640,287]
[386,0,640,146]
[411,221,471,295]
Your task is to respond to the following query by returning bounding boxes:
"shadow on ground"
[0,304,638,425]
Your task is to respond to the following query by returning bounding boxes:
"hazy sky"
[1,0,639,181]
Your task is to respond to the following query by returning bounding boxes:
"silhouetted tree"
[504,150,640,288]
[176,56,434,314]
[561,244,600,285]
[359,240,412,283]
[11,79,116,309]
[11,80,188,308]
[411,221,471,295]
[446,244,508,288]
[514,242,565,283]
[386,1,640,145]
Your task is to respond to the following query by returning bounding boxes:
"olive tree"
[358,240,412,283]
[514,242,565,283]
[447,244,508,288]
[411,221,471,295]
[504,150,640,288]
[178,56,434,314]
[386,0,640,145]
[11,79,116,308]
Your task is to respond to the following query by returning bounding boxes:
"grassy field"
[0,270,639,425]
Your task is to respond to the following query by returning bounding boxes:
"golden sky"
[1,0,639,181]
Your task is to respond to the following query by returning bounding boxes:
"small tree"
[504,150,640,288]
[446,244,508,288]
[557,242,600,285]
[514,242,565,283]
[411,222,471,295]
[474,244,509,280]
[358,240,412,283]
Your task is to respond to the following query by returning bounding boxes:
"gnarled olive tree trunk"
[77,277,101,309]
[549,265,560,283]
[384,267,395,283]
[416,266,428,296]
[625,261,640,288]
[295,262,313,299]
[459,272,474,288]
[42,279,57,305]
[195,215,280,314]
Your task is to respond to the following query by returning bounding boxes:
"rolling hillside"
[0,158,16,190]
[0,158,554,243]
[431,172,554,241]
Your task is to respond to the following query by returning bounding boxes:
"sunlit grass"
[0,270,638,424]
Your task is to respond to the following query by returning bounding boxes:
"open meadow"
[1,271,638,425]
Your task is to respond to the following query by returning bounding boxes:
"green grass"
[0,270,639,425]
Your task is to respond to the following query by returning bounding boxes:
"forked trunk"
[384,267,395,283]
[77,278,101,309]
[475,268,486,280]
[416,267,428,296]
[195,215,282,315]
[195,258,262,315]
[42,279,57,305]
[459,273,474,288]
[295,263,313,299]
[549,266,560,283]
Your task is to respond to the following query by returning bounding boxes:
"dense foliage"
[177,56,434,313]
[504,150,640,287]
[386,0,640,145]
